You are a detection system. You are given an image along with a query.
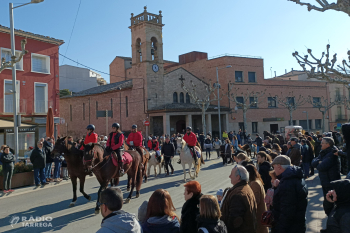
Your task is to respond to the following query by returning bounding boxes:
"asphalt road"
[0,154,327,233]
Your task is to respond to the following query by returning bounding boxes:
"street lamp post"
[9,0,44,160]
[216,65,232,141]
[302,111,309,132]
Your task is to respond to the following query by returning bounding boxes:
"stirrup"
[177,159,181,164]
[119,169,125,177]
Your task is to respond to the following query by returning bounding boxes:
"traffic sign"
[144,120,150,126]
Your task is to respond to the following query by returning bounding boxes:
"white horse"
[147,150,164,178]
[176,137,202,182]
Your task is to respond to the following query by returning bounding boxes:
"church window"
[151,37,158,61]
[136,38,142,63]
[180,92,184,103]
[173,92,178,103]
[186,93,190,103]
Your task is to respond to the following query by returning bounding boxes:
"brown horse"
[83,143,143,214]
[52,137,91,207]
[239,144,257,158]
[124,143,150,183]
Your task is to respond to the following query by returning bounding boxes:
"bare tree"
[293,44,350,85]
[228,83,266,132]
[0,39,27,73]
[271,92,307,126]
[307,95,342,132]
[180,77,222,136]
[289,0,350,16]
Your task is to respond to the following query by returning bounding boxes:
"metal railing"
[0,99,26,114]
[335,115,348,122]
[34,100,53,114]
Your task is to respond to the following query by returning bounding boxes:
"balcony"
[335,115,348,122]
[33,100,53,114]
[0,99,27,114]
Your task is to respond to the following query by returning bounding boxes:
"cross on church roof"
[179,75,185,87]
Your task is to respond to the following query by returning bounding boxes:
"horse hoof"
[87,196,91,201]
[127,187,130,191]
[69,202,76,207]
[125,198,131,203]
[136,193,140,198]
[95,209,100,215]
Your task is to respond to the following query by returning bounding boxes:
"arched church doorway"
[176,120,186,134]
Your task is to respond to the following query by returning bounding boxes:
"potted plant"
[0,162,34,190]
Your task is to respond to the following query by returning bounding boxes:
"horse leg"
[79,176,91,201]
[182,163,186,182]
[144,162,148,183]
[69,176,78,207]
[126,165,138,203]
[127,174,131,192]
[95,186,103,214]
[136,167,142,198]
[147,163,151,177]
[158,161,162,175]
[154,164,157,177]
[189,162,195,180]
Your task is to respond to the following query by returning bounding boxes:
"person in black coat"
[312,137,340,216]
[271,156,308,233]
[301,139,311,178]
[0,146,15,193]
[254,134,263,152]
[180,181,202,233]
[44,138,54,182]
[197,195,227,233]
[198,132,205,152]
[204,136,212,160]
[257,151,272,193]
[161,136,175,176]
[30,141,48,186]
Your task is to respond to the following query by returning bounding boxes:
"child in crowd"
[216,189,223,205]
[264,170,277,210]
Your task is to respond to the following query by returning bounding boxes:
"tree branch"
[0,39,28,73]
[289,0,350,16]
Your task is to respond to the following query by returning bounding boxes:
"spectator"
[264,170,277,210]
[236,152,253,166]
[306,138,315,176]
[220,165,257,233]
[245,165,268,233]
[216,189,224,205]
[53,154,63,182]
[213,138,222,159]
[257,151,272,192]
[198,132,205,152]
[254,134,263,152]
[272,143,282,155]
[301,139,311,179]
[228,131,233,142]
[204,135,212,160]
[312,137,341,216]
[172,134,178,154]
[222,131,228,141]
[314,135,323,157]
[44,138,54,182]
[286,141,292,156]
[197,195,227,233]
[243,130,248,145]
[97,187,142,233]
[161,136,175,176]
[325,179,350,233]
[0,146,15,193]
[237,130,241,145]
[289,137,301,166]
[142,189,180,233]
[61,155,69,180]
[24,146,33,161]
[222,139,233,166]
[30,141,49,187]
[180,181,202,233]
[271,155,308,233]
[232,136,238,151]
[138,200,148,224]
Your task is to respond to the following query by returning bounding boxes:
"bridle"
[83,145,107,171]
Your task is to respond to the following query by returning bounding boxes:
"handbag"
[261,210,275,227]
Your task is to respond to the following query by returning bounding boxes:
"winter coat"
[180,193,202,233]
[312,146,341,195]
[213,140,222,150]
[198,134,205,144]
[148,140,159,151]
[106,132,124,151]
[142,215,180,233]
[183,132,197,147]
[249,180,268,233]
[255,137,263,147]
[80,132,98,150]
[30,147,46,169]
[127,131,143,147]
[196,216,227,233]
[338,149,349,175]
[228,133,233,141]
[0,152,15,164]
[326,179,350,233]
[314,139,322,157]
[272,166,308,233]
[44,141,54,163]
[289,144,301,166]
[161,142,175,157]
[301,144,311,163]
[220,180,257,233]
[204,139,212,150]
[258,161,272,193]
[96,210,142,233]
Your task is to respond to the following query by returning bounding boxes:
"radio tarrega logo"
[9,215,20,227]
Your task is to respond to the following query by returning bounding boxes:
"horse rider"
[178,126,198,165]
[106,123,125,177]
[126,124,144,167]
[148,136,161,163]
[80,124,98,150]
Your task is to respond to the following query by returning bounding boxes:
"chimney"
[274,71,276,77]
[285,69,287,74]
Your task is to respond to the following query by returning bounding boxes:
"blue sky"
[1,0,349,83]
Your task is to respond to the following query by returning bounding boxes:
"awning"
[0,119,34,128]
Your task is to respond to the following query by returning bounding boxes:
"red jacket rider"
[148,138,159,151]
[126,125,143,147]
[80,124,98,150]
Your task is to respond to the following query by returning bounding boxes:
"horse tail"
[136,164,142,191]
[196,158,201,174]
[200,153,205,165]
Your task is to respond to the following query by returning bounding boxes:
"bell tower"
[129,7,165,108]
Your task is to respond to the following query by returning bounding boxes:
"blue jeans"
[45,163,52,179]
[54,160,61,179]
[257,146,260,152]
[34,168,46,185]
[303,162,310,178]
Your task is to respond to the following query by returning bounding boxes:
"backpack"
[198,227,209,233]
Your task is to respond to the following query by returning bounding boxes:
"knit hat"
[271,155,291,166]
[216,188,224,196]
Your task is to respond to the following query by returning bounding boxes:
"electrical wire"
[62,0,82,64]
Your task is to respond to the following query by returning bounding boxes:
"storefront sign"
[6,128,36,133]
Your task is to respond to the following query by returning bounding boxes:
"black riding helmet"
[132,125,137,129]
[86,124,95,131]
[152,136,157,140]
[186,126,192,131]
[112,123,120,129]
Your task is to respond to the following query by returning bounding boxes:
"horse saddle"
[111,151,133,167]
[190,147,201,158]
